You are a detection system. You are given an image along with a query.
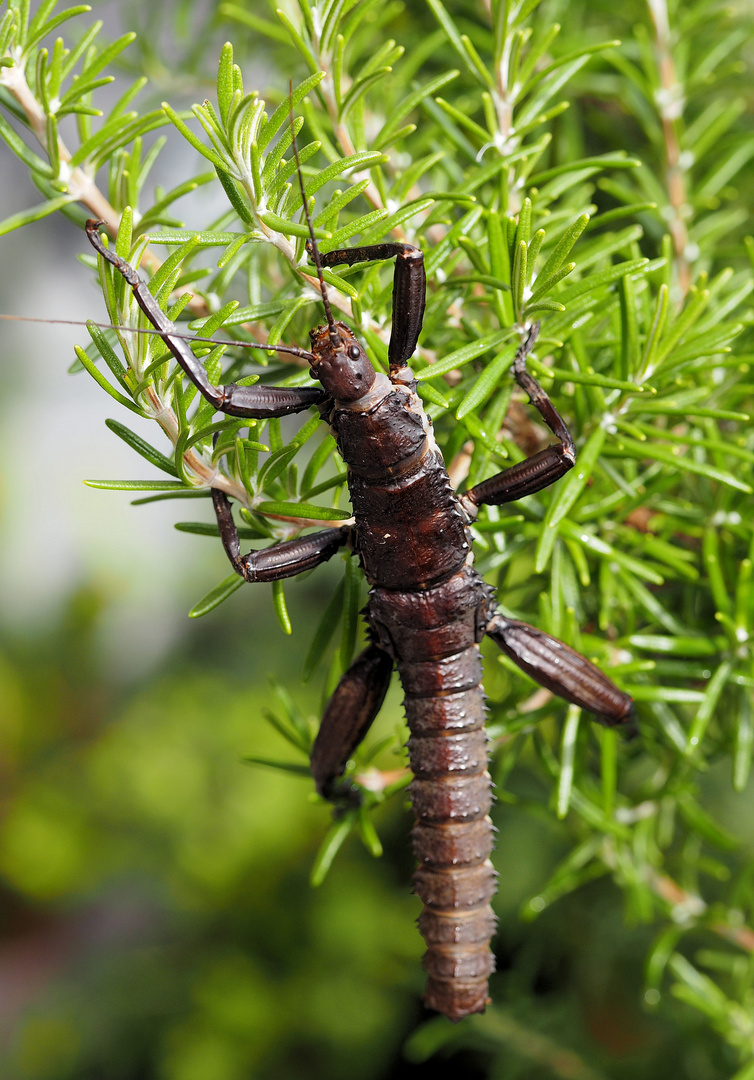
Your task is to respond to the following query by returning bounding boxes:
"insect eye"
[348,344,361,360]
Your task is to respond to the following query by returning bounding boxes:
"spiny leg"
[310,644,394,802]
[312,242,426,373]
[462,323,575,511]
[212,488,352,582]
[86,221,326,419]
[486,614,635,733]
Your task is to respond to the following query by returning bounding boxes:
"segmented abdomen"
[403,653,496,1020]
[368,568,497,1020]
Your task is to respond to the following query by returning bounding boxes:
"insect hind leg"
[310,644,394,803]
[486,614,636,733]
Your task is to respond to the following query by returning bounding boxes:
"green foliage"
[1,0,754,1074]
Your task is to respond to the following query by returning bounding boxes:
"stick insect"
[77,130,635,1021]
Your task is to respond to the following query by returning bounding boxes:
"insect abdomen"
[405,667,496,1020]
[368,569,496,1020]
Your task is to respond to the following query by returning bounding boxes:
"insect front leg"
[313,242,426,373]
[86,221,326,420]
[486,615,635,732]
[310,644,394,802]
[461,322,576,512]
[89,221,350,582]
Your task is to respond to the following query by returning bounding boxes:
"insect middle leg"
[214,483,381,777]
[456,325,634,730]
[212,489,353,581]
[462,323,576,512]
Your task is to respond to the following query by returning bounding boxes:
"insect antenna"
[288,87,342,353]
[0,312,316,363]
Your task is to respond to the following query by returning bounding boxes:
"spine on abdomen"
[399,645,496,1021]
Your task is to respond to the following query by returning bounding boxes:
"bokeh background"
[1,1,753,1078]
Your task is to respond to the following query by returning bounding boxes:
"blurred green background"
[3,570,748,1078]
[0,569,710,1080]
[1,1,753,1078]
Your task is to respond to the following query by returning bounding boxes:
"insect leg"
[314,242,426,372]
[462,322,575,510]
[310,644,394,801]
[212,488,352,582]
[86,222,326,419]
[486,614,635,732]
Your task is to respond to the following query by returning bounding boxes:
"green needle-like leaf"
[188,572,244,617]
[105,419,179,475]
[556,706,581,819]
[535,427,606,571]
[415,330,513,381]
[255,501,352,521]
[5,0,754,1050]
[311,815,356,887]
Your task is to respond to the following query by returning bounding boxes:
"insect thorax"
[325,377,471,590]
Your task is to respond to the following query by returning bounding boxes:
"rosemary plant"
[1,0,753,1072]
